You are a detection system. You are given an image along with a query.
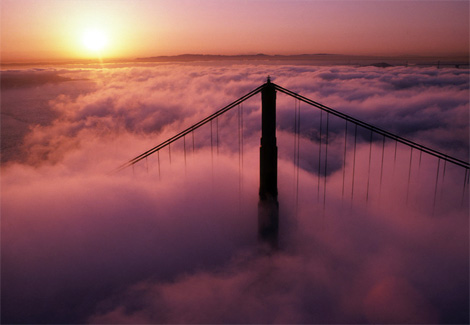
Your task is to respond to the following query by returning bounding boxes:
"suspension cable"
[114,83,265,172]
[274,83,469,169]
[116,82,469,175]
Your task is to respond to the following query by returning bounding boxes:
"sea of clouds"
[1,62,469,323]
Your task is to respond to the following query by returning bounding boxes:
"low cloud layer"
[1,63,468,323]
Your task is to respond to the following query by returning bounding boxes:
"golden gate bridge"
[115,77,470,249]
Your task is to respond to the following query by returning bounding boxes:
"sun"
[82,28,108,52]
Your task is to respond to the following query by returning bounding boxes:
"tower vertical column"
[258,77,279,249]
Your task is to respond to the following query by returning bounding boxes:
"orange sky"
[1,0,468,62]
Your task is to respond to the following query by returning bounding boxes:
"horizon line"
[1,52,469,66]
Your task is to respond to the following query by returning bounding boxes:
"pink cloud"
[1,63,468,323]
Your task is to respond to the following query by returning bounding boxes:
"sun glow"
[82,28,108,52]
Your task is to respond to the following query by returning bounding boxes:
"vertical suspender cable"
[417,149,422,180]
[238,104,241,163]
[146,157,149,174]
[192,131,195,153]
[463,169,470,206]
[406,147,413,204]
[440,160,447,198]
[468,171,470,192]
[342,120,348,200]
[351,124,358,203]
[210,120,213,158]
[292,99,300,217]
[238,105,241,171]
[442,160,447,180]
[393,140,398,175]
[210,119,214,183]
[317,110,323,202]
[366,130,373,203]
[158,150,161,180]
[296,101,301,215]
[169,143,171,165]
[433,158,441,214]
[210,119,214,168]
[293,99,298,200]
[241,103,244,169]
[379,135,385,200]
[240,104,244,211]
[462,169,469,206]
[323,112,329,211]
[238,104,242,210]
[216,117,219,155]
[183,135,187,169]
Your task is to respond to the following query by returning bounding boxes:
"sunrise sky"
[1,0,469,62]
[2,1,469,324]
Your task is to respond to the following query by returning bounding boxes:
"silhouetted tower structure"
[258,77,279,248]
[116,77,470,252]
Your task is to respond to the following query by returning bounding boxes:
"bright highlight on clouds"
[1,62,469,324]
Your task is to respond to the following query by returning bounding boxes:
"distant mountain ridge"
[2,53,467,67]
[136,53,344,62]
[135,53,469,67]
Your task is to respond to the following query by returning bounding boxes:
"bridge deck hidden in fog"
[117,77,470,249]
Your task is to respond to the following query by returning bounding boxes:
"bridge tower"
[258,77,279,248]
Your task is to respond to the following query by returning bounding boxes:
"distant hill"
[2,54,467,68]
[134,54,469,68]
[135,53,345,62]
